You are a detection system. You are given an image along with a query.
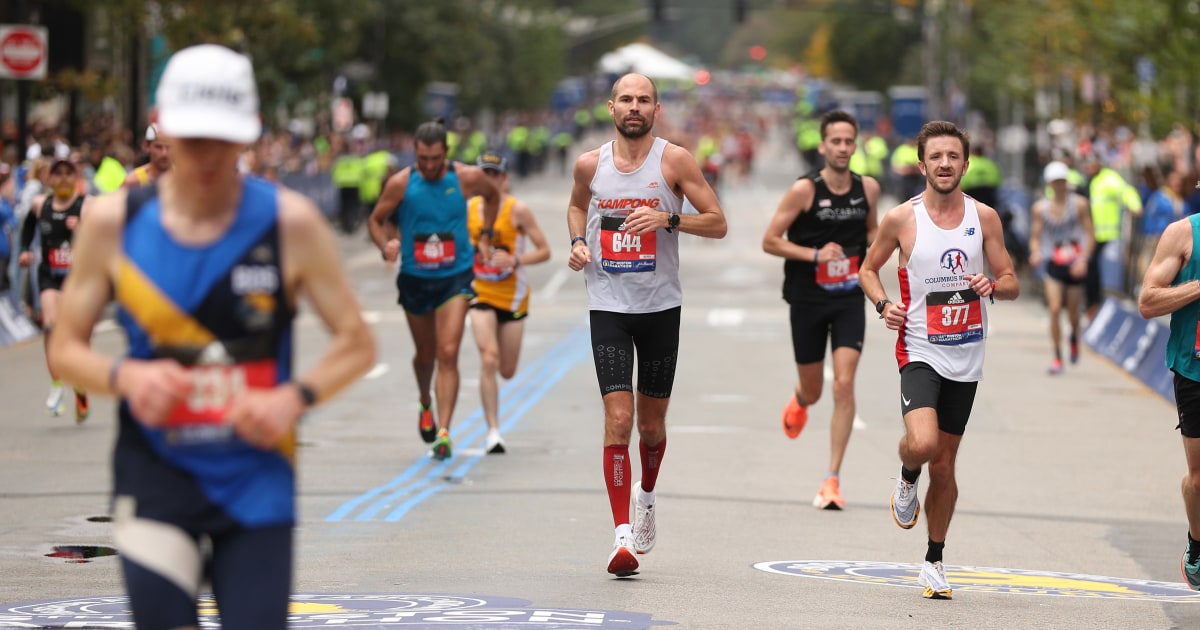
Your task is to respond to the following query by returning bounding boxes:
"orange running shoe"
[1047,357,1063,375]
[418,405,437,443]
[812,476,845,510]
[782,395,808,439]
[74,392,89,425]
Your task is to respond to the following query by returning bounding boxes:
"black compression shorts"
[589,307,680,399]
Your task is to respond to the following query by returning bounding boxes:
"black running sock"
[1188,533,1200,563]
[901,466,921,484]
[925,539,945,564]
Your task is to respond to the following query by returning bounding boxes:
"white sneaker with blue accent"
[45,382,66,417]
[890,476,920,529]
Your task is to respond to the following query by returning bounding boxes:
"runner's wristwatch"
[875,299,892,316]
[668,212,680,229]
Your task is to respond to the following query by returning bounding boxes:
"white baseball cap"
[1043,161,1070,183]
[155,44,261,144]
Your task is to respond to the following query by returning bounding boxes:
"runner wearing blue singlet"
[47,44,376,630]
[368,118,502,460]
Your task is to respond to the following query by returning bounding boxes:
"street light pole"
[16,0,29,162]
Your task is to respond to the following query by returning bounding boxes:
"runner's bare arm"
[46,193,122,393]
[368,168,408,256]
[1076,195,1095,260]
[279,189,377,402]
[762,178,816,260]
[1028,199,1045,266]
[663,144,726,239]
[860,202,908,325]
[511,200,551,267]
[1139,218,1200,318]
[971,203,1019,300]
[567,150,599,272]
[863,175,882,246]
[460,164,501,234]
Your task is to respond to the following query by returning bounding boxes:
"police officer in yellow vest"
[331,138,365,233]
[360,149,393,217]
[961,145,1002,209]
[1083,155,1143,315]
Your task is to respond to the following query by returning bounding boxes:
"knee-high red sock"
[639,436,666,492]
[603,445,631,527]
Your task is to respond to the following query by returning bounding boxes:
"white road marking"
[540,268,571,303]
[707,308,746,327]
[670,425,746,434]
[701,394,751,403]
[364,363,390,380]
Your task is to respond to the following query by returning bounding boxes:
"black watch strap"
[296,382,317,407]
[875,299,892,315]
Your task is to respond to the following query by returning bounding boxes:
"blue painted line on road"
[326,324,589,522]
[383,346,587,522]
[353,344,567,521]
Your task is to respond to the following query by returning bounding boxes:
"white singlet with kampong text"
[584,137,684,314]
[896,194,988,382]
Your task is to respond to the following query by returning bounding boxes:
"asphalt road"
[0,131,1197,629]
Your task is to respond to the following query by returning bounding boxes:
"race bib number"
[1051,240,1081,266]
[1193,317,1200,360]
[413,233,457,270]
[925,290,984,345]
[48,245,72,273]
[600,216,656,273]
[474,248,513,282]
[816,255,860,292]
[166,359,277,427]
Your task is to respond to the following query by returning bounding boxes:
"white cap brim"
[159,107,261,144]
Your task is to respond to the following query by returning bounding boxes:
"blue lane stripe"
[383,343,588,522]
[325,348,555,522]
[325,324,587,522]
[353,354,562,521]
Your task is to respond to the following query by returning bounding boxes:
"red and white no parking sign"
[0,25,48,80]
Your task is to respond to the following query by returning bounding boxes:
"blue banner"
[0,293,38,348]
[279,173,338,219]
[1082,298,1174,403]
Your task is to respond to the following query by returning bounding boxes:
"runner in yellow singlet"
[466,150,551,453]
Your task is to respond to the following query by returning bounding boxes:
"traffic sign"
[0,25,47,80]
[1136,56,1156,85]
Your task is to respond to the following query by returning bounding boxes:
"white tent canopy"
[596,43,696,82]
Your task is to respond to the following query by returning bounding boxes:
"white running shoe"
[632,483,656,554]
[890,476,920,529]
[45,383,66,417]
[918,560,952,599]
[606,534,639,577]
[485,428,506,454]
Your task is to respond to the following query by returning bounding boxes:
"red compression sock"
[639,437,666,493]
[603,445,632,527]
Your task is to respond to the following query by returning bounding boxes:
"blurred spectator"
[0,163,15,296]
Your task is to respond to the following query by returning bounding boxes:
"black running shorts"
[898,361,978,436]
[1174,371,1200,438]
[470,301,527,324]
[788,298,866,364]
[37,267,66,293]
[396,268,476,316]
[589,307,680,399]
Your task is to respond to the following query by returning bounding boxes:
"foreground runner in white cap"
[48,43,376,629]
